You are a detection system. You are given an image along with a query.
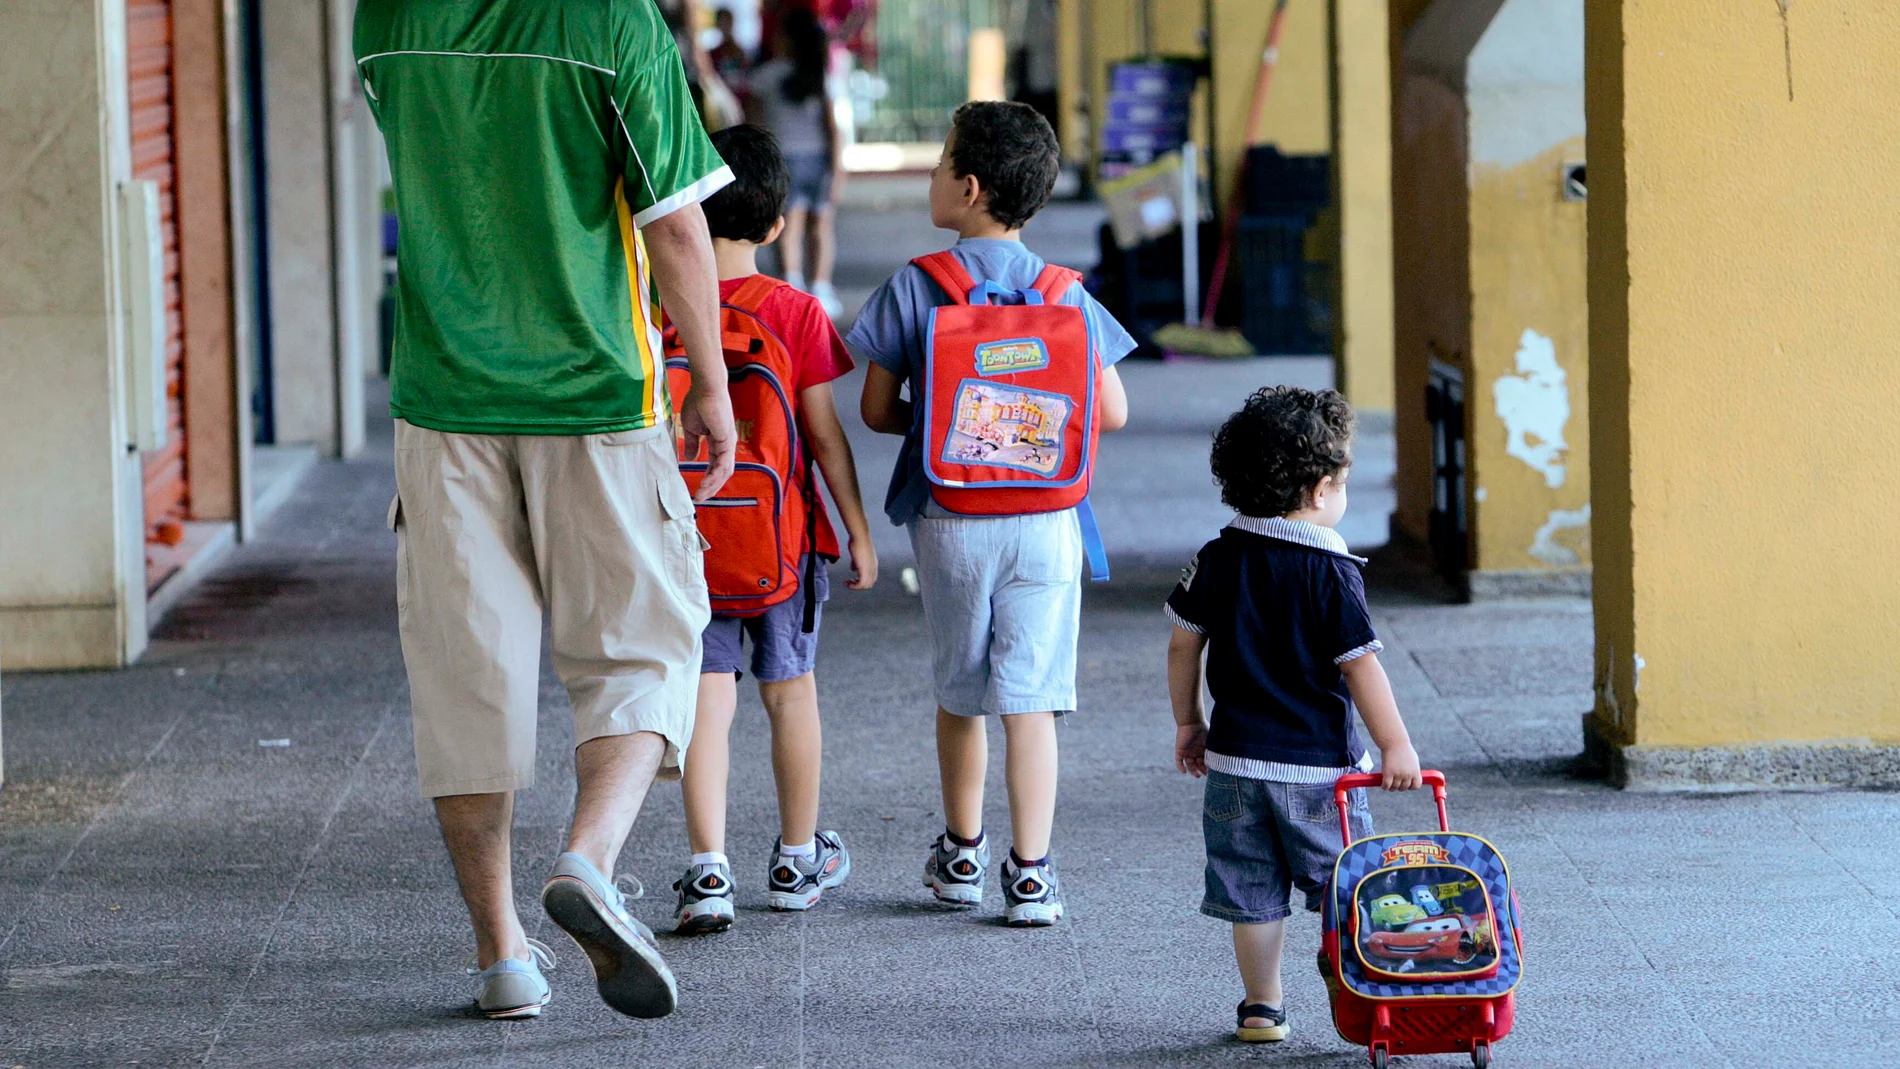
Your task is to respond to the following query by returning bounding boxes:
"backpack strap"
[1030,263,1082,304]
[726,272,786,312]
[1077,497,1110,583]
[911,251,978,306]
[800,457,820,633]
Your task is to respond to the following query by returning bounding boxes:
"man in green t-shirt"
[356,0,736,1022]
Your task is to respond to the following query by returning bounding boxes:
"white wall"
[0,0,149,670]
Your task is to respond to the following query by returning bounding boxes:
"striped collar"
[1226,514,1367,563]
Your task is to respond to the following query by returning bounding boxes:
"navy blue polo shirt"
[1166,516,1383,771]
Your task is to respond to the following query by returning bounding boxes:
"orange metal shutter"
[128,0,189,545]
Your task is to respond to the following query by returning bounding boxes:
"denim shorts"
[906,506,1083,717]
[700,558,828,682]
[784,151,834,211]
[1200,771,1373,924]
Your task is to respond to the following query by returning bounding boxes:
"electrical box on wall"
[118,179,167,452]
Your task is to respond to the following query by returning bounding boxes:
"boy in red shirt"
[674,124,878,932]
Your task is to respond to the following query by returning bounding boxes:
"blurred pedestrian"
[709,6,749,94]
[660,0,744,128]
[751,7,845,317]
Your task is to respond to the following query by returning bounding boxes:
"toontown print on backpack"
[664,274,839,621]
[911,251,1100,517]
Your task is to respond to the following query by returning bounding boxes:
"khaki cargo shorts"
[391,420,711,798]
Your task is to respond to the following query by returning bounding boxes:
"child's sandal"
[1235,1001,1290,1043]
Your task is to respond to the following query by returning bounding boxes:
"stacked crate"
[1098,61,1196,182]
[1235,146,1333,355]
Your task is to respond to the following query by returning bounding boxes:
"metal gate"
[128,0,189,542]
[851,0,1025,144]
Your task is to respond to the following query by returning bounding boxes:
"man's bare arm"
[642,202,735,499]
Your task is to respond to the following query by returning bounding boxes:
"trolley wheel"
[1372,1048,1389,1069]
[1472,1042,1491,1068]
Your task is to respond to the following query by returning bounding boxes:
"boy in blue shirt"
[850,101,1134,926]
[1166,386,1422,1042]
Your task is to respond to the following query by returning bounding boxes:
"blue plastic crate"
[1101,122,1189,156]
[1109,61,1197,101]
[1108,96,1192,126]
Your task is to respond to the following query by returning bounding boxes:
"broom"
[1156,0,1291,359]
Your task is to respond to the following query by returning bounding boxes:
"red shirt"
[718,275,854,557]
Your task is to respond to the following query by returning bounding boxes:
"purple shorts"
[700,558,828,682]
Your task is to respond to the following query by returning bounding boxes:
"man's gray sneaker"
[541,852,678,1019]
[1002,853,1063,927]
[923,831,989,905]
[674,859,737,934]
[468,939,556,1020]
[768,831,851,911]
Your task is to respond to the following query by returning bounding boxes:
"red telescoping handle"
[1332,770,1449,845]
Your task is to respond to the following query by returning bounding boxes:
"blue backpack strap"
[1077,498,1110,582]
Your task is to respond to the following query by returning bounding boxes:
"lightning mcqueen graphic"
[1364,912,1496,968]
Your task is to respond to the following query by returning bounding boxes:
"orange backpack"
[663,275,820,624]
[913,251,1110,580]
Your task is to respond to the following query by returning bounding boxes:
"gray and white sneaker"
[923,832,990,906]
[768,831,851,911]
[541,852,678,1019]
[1002,854,1063,927]
[468,938,557,1019]
[674,859,737,934]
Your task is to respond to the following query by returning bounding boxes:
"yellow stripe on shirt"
[614,178,662,420]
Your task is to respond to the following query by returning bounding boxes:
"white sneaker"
[812,280,844,319]
[468,939,556,1019]
[785,271,808,291]
[674,859,737,934]
[768,831,851,911]
[541,852,678,1019]
[1002,853,1064,927]
[923,831,989,906]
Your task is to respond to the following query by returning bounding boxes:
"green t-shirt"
[354,0,731,434]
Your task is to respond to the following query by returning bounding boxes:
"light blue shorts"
[906,505,1083,717]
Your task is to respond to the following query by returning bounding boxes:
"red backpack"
[663,275,820,624]
[913,251,1110,579]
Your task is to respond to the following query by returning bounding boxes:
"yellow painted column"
[1463,0,1590,594]
[1387,0,1591,593]
[1056,0,1087,163]
[1077,0,1331,196]
[1330,0,1395,417]
[1210,0,1331,207]
[1584,0,1900,788]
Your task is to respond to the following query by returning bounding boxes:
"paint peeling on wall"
[1529,503,1589,564]
[1492,328,1569,488]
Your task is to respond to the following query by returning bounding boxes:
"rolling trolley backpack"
[911,250,1110,581]
[1321,771,1523,1068]
[662,274,822,628]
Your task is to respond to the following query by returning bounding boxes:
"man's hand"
[1380,742,1422,792]
[1175,722,1208,778]
[640,202,729,499]
[679,381,736,501]
[845,533,878,591]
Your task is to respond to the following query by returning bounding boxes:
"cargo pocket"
[1288,783,1341,824]
[387,494,409,615]
[657,475,708,591]
[1204,774,1243,823]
